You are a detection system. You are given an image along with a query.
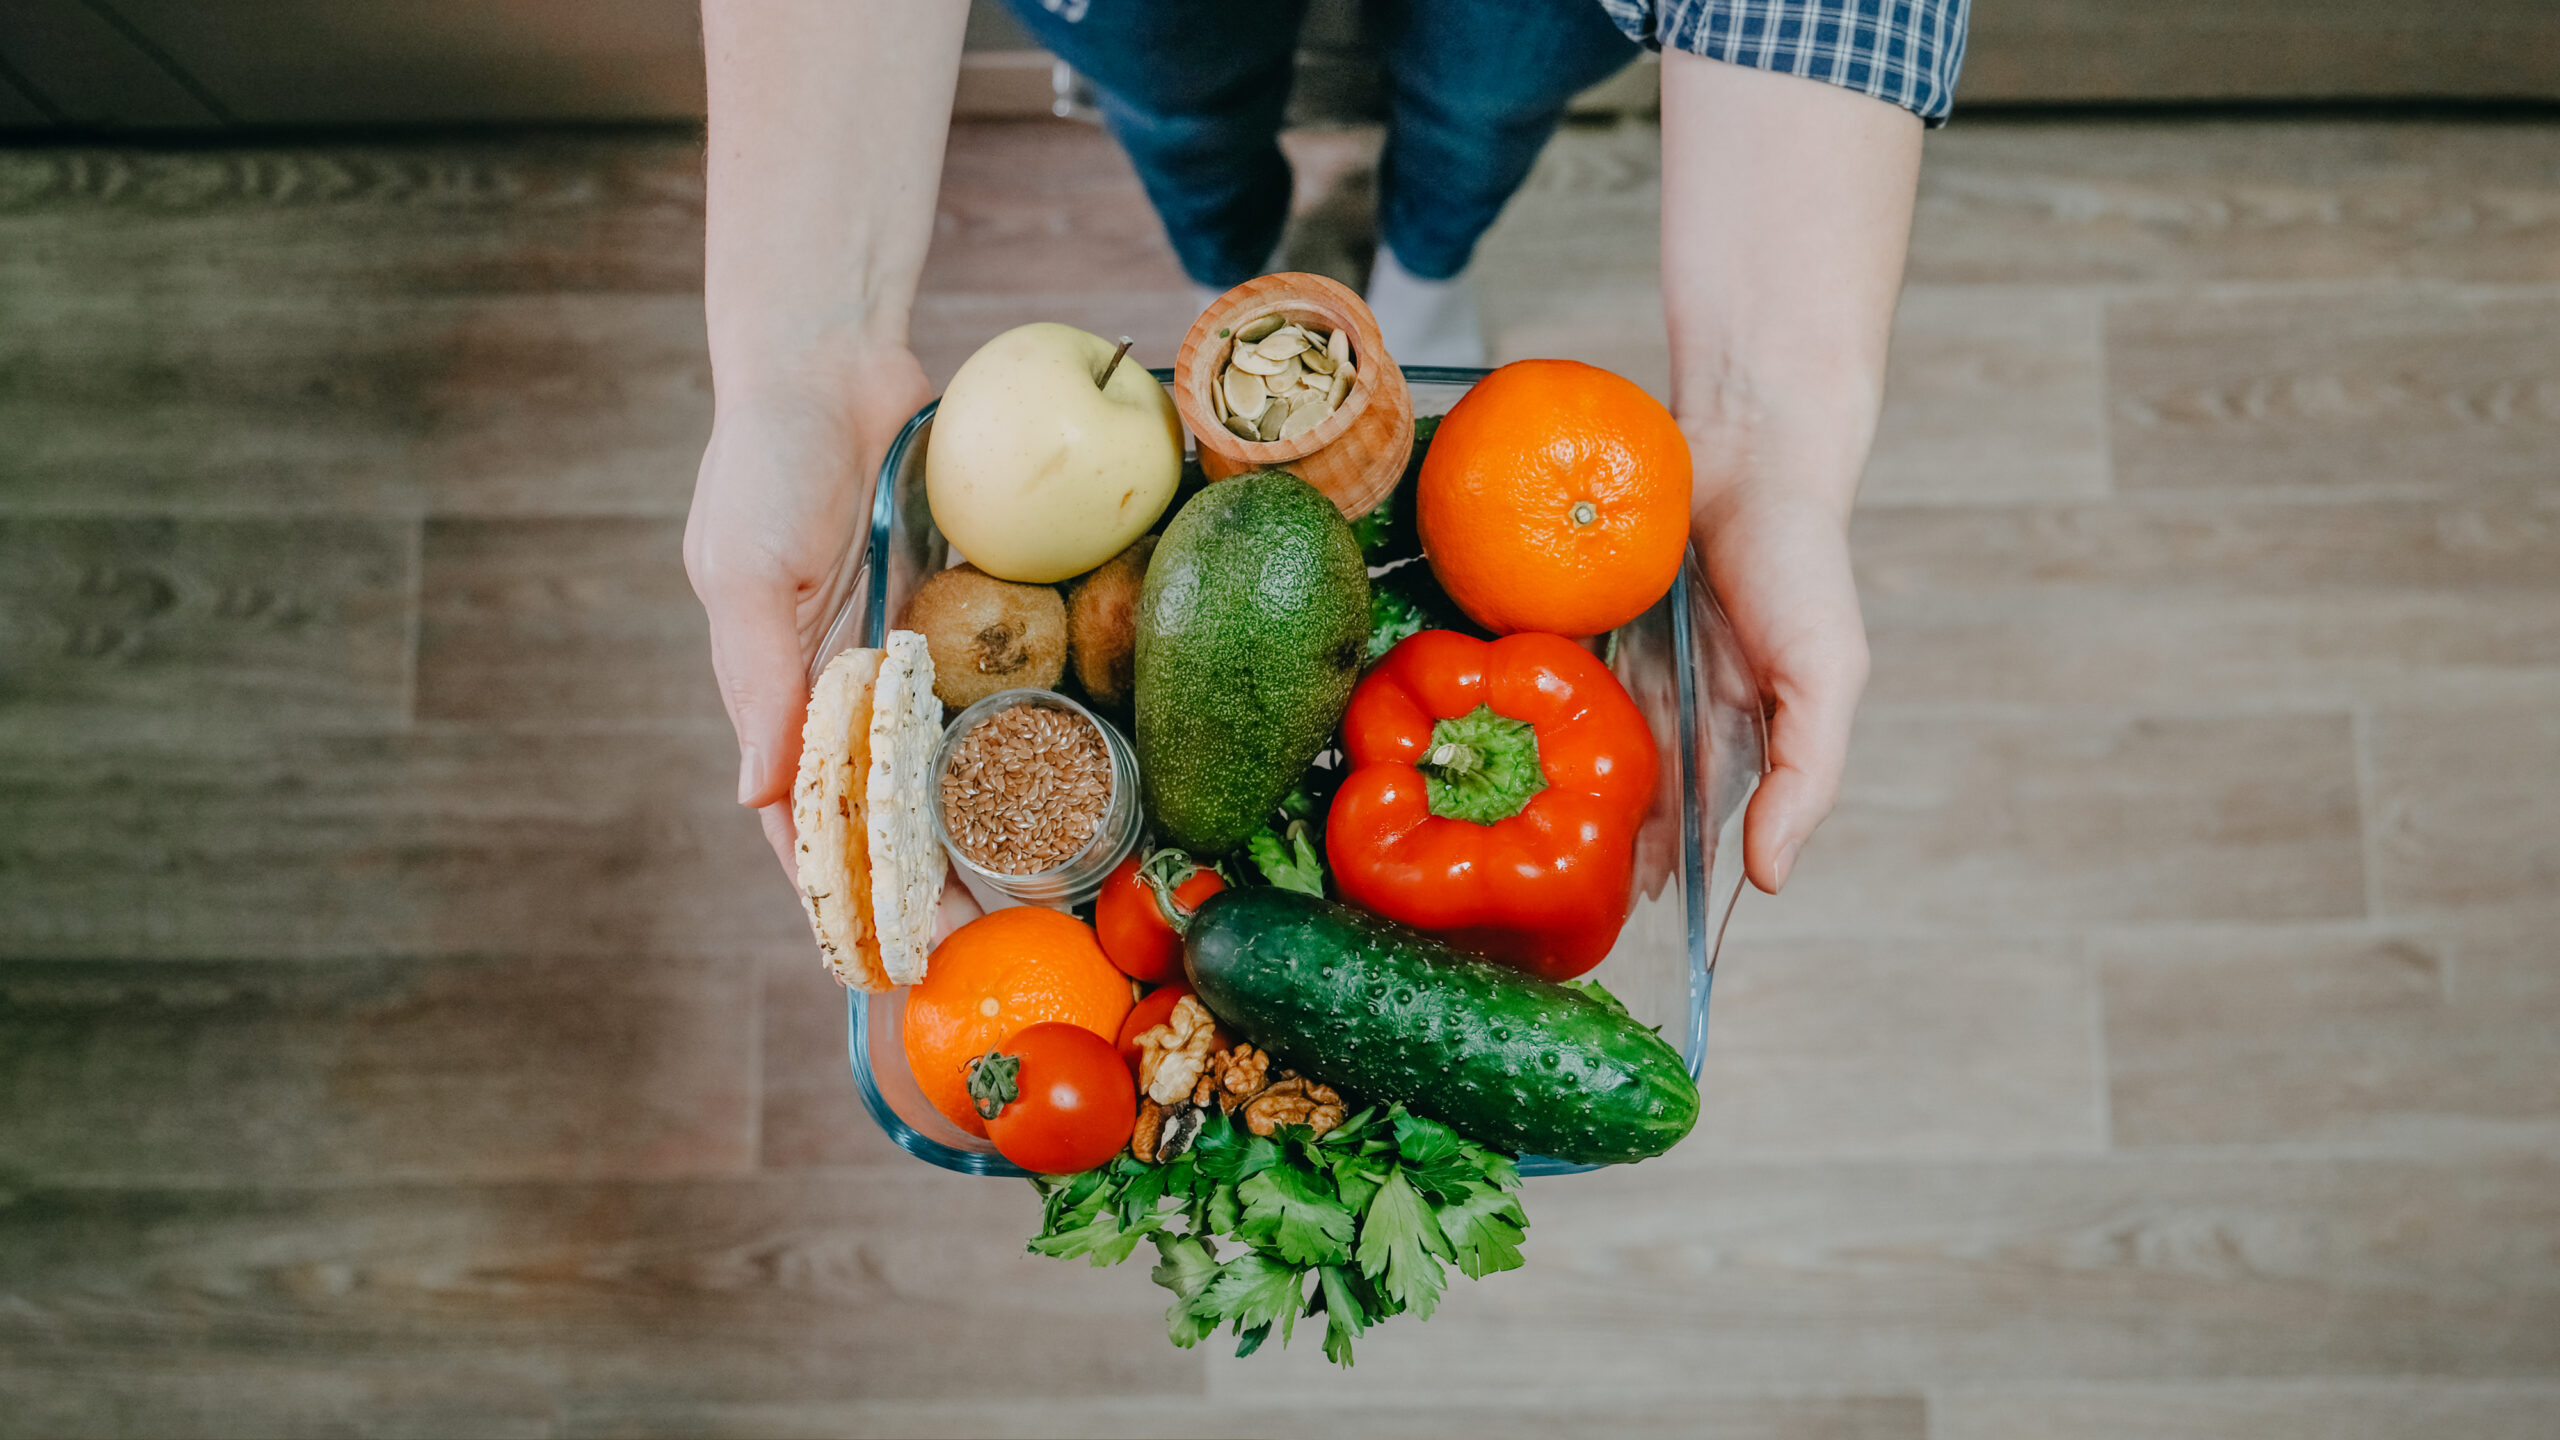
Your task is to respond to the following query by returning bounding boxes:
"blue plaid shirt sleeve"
[1597,0,1970,125]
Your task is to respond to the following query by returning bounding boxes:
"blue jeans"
[999,0,1639,287]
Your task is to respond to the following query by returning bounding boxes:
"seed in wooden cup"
[1235,314,1285,344]
[1280,393,1331,438]
[1222,367,1267,417]
[1230,344,1286,377]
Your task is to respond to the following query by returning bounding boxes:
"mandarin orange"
[903,906,1134,1137]
[1417,359,1691,637]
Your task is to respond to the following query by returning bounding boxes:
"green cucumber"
[1182,887,1698,1165]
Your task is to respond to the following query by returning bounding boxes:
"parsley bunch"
[1027,1102,1529,1365]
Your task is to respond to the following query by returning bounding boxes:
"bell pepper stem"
[1417,705,1546,825]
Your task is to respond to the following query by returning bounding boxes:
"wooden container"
[1173,271,1413,519]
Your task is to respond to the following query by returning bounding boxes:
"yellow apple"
[925,323,1183,584]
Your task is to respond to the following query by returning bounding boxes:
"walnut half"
[1130,1097,1203,1165]
[1134,995,1219,1106]
[1204,1044,1271,1113]
[1242,1075,1347,1138]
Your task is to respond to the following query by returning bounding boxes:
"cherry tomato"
[1096,849,1226,983]
[971,1022,1136,1175]
[1115,981,1232,1079]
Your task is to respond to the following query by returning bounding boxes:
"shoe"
[1364,244,1486,369]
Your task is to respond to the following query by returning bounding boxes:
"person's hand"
[683,343,935,876]
[1693,479,1869,896]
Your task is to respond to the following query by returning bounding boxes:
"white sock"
[1364,244,1486,369]
[1189,242,1290,328]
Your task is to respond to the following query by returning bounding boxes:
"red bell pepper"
[1327,630,1658,981]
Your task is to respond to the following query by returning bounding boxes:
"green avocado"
[1135,470,1369,855]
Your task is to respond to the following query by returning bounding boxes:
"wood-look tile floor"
[2,117,2557,1439]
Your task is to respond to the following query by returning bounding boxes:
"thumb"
[701,573,810,811]
[1743,645,1866,895]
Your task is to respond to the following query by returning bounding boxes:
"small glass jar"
[931,688,1141,909]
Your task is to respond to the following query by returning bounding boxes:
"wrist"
[1675,369,1876,536]
[710,315,908,405]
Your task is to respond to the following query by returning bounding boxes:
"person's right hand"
[684,343,935,877]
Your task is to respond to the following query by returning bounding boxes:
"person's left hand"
[1691,479,1868,895]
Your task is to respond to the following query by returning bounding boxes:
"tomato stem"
[1138,846,1203,934]
[964,1049,1021,1120]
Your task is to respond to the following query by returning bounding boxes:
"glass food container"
[809,367,1766,1179]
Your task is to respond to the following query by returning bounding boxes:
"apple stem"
[1095,335,1135,389]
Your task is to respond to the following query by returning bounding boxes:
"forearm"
[701,0,967,396]
[1658,51,1921,537]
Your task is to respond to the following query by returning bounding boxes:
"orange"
[1417,359,1691,637]
[903,906,1134,1137]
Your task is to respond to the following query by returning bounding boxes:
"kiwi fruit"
[1066,534,1154,710]
[899,563,1067,710]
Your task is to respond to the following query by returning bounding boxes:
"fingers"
[759,800,798,879]
[695,560,811,812]
[1743,635,1866,894]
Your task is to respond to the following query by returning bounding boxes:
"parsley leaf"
[1390,1110,1483,1200]
[1149,1232,1220,1350]
[1311,1263,1372,1367]
[1190,1251,1306,1348]
[1206,1181,1242,1236]
[1238,1165,1356,1267]
[1247,819,1325,897]
[1029,1206,1158,1267]
[1434,1182,1529,1280]
[1194,1125,1283,1186]
[1330,1151,1389,1215]
[1562,977,1631,1015]
[1356,1169,1450,1321]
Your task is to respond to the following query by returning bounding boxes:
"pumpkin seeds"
[1221,367,1267,417]
[1212,313,1352,445]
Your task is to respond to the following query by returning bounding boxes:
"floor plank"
[0,953,760,1185]
[0,1171,1199,1412]
[417,517,716,726]
[2365,704,2560,916]
[0,291,710,516]
[0,729,798,962]
[758,953,910,1171]
[1693,936,2102,1158]
[0,1358,556,1440]
[557,1393,1925,1440]
[1930,1379,2560,1440]
[2106,289,2560,501]
[2098,920,2560,1151]
[1484,282,2118,508]
[1204,1154,2560,1396]
[919,121,1191,297]
[1862,287,2112,504]
[0,515,414,740]
[1907,122,2560,287]
[1477,122,2560,291]
[1855,499,2560,709]
[1747,711,2367,936]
